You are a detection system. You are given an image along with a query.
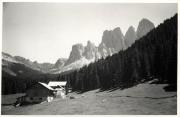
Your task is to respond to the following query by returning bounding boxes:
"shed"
[25,82,55,103]
[48,81,67,98]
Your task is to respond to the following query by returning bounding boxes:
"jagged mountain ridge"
[2,52,67,74]
[60,18,155,73]
[2,14,177,95]
[59,14,177,92]
[2,18,155,74]
[2,53,44,79]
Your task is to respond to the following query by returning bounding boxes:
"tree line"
[58,14,177,92]
[2,14,177,94]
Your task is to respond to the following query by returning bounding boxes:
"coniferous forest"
[58,14,177,92]
[2,14,177,94]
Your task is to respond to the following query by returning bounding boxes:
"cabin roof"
[48,81,67,87]
[38,82,54,91]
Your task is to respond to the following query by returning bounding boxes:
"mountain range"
[59,14,177,92]
[2,18,155,75]
[2,14,177,95]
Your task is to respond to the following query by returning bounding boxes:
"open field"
[1,83,177,115]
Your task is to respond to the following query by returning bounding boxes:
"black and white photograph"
[1,1,178,115]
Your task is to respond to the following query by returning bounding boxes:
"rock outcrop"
[101,27,125,52]
[98,27,125,58]
[83,41,98,60]
[124,26,137,48]
[136,18,155,39]
[65,44,84,66]
[53,58,67,69]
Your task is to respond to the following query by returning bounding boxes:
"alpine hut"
[48,81,67,98]
[25,82,55,103]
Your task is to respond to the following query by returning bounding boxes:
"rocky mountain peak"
[14,56,27,61]
[87,40,93,45]
[136,18,155,39]
[83,41,98,60]
[113,27,122,33]
[14,56,32,65]
[124,26,137,48]
[98,43,109,58]
[86,41,96,50]
[128,26,135,31]
[65,43,84,66]
[54,58,67,69]
[99,27,125,58]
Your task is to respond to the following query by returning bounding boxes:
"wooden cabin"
[48,81,67,98]
[25,82,55,103]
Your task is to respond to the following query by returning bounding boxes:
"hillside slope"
[59,14,177,92]
[2,81,176,115]
[2,59,59,95]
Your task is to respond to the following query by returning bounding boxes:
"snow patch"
[2,54,19,64]
[54,57,95,74]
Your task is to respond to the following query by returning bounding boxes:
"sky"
[2,3,177,63]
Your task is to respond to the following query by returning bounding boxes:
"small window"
[39,97,42,100]
[30,97,33,100]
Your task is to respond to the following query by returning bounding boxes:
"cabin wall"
[55,89,66,98]
[56,90,62,96]
[25,84,54,103]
